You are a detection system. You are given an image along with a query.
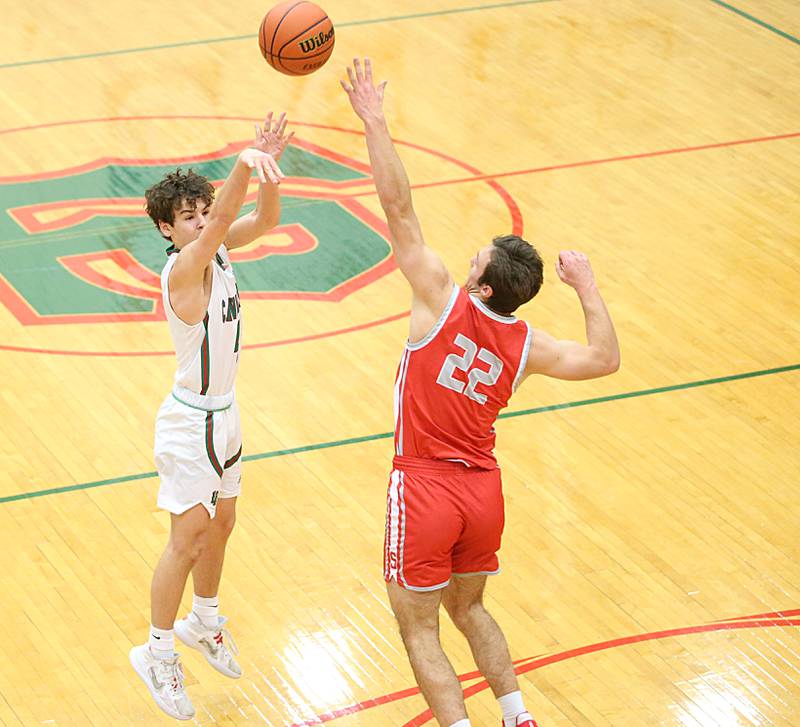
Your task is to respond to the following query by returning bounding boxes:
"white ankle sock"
[192,594,219,628]
[149,625,175,659]
[449,720,471,727]
[499,690,528,727]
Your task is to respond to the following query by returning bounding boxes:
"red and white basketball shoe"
[504,714,539,727]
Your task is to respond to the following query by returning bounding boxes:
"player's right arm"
[523,251,620,381]
[340,58,453,315]
[169,149,283,323]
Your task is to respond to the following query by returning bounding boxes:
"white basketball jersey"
[161,244,242,397]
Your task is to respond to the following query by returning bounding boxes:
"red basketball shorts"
[384,455,505,591]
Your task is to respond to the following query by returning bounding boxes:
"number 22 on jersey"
[435,333,503,405]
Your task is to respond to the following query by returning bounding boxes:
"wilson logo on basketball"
[298,28,334,54]
[259,1,335,77]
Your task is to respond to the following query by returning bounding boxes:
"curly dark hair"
[144,168,215,240]
[478,234,544,315]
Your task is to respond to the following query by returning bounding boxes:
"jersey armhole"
[512,322,533,392]
[217,243,231,265]
[405,284,460,351]
[163,260,205,330]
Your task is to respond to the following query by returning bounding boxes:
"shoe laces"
[212,627,239,657]
[154,656,186,695]
[201,617,239,659]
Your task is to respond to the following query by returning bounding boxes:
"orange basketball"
[258,1,335,76]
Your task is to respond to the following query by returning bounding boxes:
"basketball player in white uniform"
[130,114,293,720]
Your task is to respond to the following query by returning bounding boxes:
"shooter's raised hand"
[238,147,284,185]
[254,111,294,161]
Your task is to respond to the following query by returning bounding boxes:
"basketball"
[259,1,335,76]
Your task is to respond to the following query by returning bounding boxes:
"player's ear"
[158,220,173,240]
[479,282,494,300]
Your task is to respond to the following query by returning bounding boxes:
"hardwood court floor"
[0,0,798,724]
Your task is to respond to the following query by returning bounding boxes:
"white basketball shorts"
[154,394,242,518]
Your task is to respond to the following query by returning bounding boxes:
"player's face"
[159,198,211,247]
[465,245,493,294]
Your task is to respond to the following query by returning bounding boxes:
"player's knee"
[177,535,207,563]
[393,606,439,642]
[210,506,236,541]
[397,618,440,654]
[169,525,209,564]
[446,600,486,633]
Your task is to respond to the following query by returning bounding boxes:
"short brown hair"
[478,234,544,315]
[144,168,215,240]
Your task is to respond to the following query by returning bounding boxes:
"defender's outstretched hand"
[254,112,294,161]
[555,250,596,293]
[238,147,284,185]
[340,58,387,122]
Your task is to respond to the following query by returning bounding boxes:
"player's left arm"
[522,251,620,382]
[226,112,294,250]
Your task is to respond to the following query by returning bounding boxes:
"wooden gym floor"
[0,0,798,724]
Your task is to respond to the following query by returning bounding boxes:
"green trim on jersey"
[170,393,232,412]
[224,446,242,470]
[199,312,210,395]
[204,412,224,477]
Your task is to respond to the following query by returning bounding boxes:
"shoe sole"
[174,622,242,679]
[129,646,195,721]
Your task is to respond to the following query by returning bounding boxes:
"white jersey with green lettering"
[161,244,242,400]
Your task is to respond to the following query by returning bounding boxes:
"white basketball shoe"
[174,612,242,678]
[129,644,195,720]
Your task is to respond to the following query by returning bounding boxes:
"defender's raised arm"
[341,58,452,315]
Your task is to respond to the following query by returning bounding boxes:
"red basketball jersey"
[394,286,533,469]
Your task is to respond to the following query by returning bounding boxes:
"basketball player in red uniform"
[342,59,620,727]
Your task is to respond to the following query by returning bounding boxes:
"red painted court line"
[1,118,795,356]
[343,131,800,196]
[289,655,541,726]
[402,616,800,726]
[243,310,409,350]
[0,311,411,357]
[4,115,793,196]
[288,611,800,726]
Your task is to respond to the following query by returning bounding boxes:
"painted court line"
[0,129,796,263]
[398,131,800,193]
[0,127,795,285]
[0,311,412,358]
[400,614,800,726]
[709,0,800,46]
[0,1,556,70]
[1,363,796,505]
[290,610,800,725]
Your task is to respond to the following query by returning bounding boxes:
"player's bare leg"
[174,496,242,678]
[131,504,210,720]
[191,496,237,597]
[387,580,469,726]
[442,575,536,726]
[442,576,516,695]
[151,503,212,628]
